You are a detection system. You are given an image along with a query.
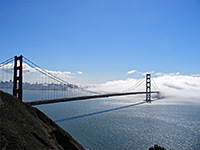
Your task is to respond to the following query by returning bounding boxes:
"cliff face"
[0,91,85,150]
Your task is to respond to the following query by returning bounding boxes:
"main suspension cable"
[122,78,145,93]
[0,57,14,68]
[24,57,71,85]
[152,77,160,91]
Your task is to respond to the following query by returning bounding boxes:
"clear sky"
[1,0,200,83]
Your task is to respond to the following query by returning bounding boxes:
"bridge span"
[25,91,160,106]
[1,55,160,105]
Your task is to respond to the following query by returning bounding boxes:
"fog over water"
[1,63,200,100]
[1,64,200,149]
[88,73,200,100]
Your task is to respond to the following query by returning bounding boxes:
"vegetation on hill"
[149,144,167,150]
[0,91,84,150]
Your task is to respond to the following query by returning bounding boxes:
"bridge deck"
[25,91,160,106]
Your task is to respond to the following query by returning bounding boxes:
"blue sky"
[1,0,200,83]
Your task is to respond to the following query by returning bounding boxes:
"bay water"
[3,89,200,150]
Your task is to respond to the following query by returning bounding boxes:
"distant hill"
[0,90,85,150]
[0,81,79,91]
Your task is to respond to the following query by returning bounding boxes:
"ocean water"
[2,89,200,150]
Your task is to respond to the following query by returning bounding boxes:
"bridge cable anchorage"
[121,78,145,93]
[0,57,14,68]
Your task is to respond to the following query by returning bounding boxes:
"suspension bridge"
[0,55,160,105]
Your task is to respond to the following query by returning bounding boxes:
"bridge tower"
[146,73,151,102]
[13,55,23,101]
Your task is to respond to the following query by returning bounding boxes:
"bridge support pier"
[13,55,23,101]
[146,74,151,103]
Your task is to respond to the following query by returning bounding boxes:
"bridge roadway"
[25,91,160,106]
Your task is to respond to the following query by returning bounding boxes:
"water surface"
[2,89,200,149]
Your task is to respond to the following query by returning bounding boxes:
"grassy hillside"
[0,91,85,150]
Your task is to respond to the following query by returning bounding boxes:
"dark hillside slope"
[0,91,85,150]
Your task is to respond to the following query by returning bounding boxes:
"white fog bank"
[87,73,200,99]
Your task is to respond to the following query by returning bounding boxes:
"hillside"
[0,90,85,150]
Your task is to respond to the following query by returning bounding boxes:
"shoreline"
[0,90,85,150]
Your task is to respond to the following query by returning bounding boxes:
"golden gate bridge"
[0,55,160,105]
